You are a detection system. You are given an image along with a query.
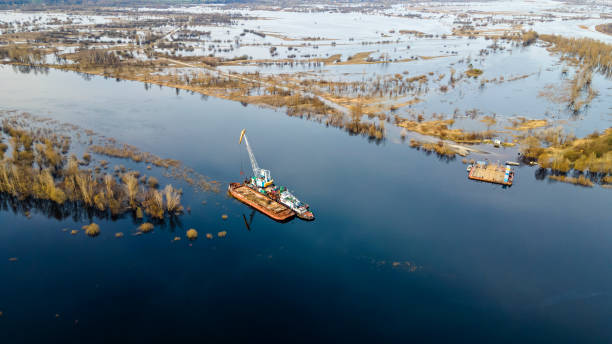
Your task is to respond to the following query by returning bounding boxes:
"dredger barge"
[228,183,295,222]
[229,129,315,221]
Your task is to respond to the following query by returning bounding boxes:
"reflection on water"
[242,210,256,231]
[0,194,186,229]
[10,64,50,75]
[0,193,119,222]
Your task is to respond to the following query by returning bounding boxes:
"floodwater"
[1,65,612,343]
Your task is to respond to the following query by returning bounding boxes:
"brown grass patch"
[507,118,548,131]
[396,117,494,143]
[595,23,612,35]
[466,69,483,78]
[409,139,460,158]
[480,116,497,126]
[335,51,374,65]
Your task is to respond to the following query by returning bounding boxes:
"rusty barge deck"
[468,164,514,186]
[228,183,295,221]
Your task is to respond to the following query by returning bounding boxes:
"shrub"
[83,223,100,237]
[78,50,120,68]
[520,136,545,159]
[164,185,182,213]
[143,190,164,219]
[147,176,159,188]
[551,156,571,173]
[465,69,483,78]
[138,222,154,233]
[122,173,139,208]
[521,30,538,46]
[186,228,198,240]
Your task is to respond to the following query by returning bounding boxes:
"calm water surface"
[1,66,611,343]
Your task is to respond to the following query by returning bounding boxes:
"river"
[1,65,611,343]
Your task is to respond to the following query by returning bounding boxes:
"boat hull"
[296,210,315,221]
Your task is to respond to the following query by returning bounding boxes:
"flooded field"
[1,62,612,342]
[1,0,612,342]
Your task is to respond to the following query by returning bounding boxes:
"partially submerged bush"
[138,222,154,233]
[465,69,483,78]
[164,185,183,213]
[520,136,545,160]
[521,30,539,46]
[83,223,100,237]
[121,173,139,208]
[409,139,458,158]
[186,228,198,240]
[147,176,159,189]
[143,190,164,219]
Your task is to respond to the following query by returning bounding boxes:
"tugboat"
[278,188,314,221]
[230,129,315,221]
